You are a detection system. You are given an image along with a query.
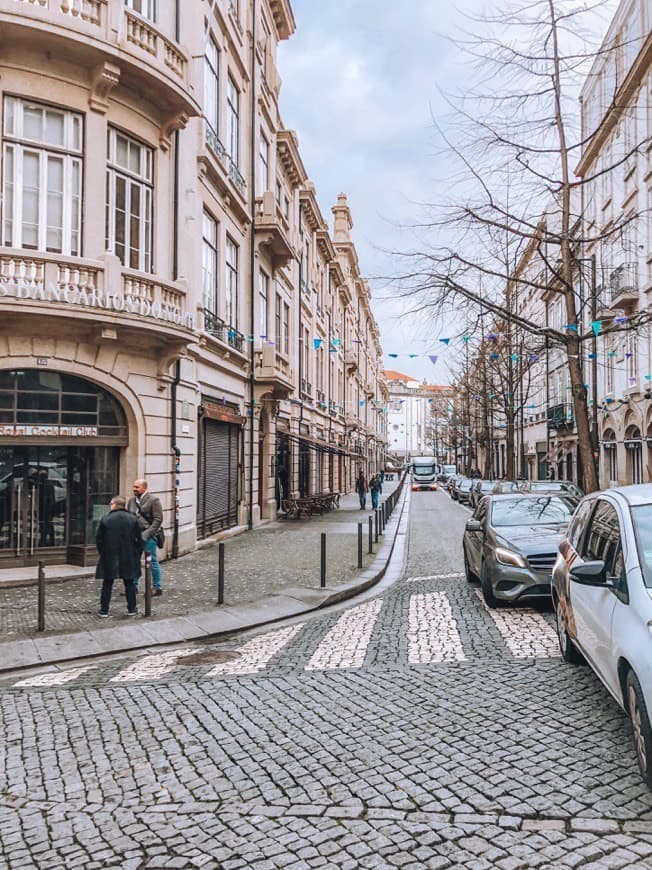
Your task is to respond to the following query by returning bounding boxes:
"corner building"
[0,0,386,568]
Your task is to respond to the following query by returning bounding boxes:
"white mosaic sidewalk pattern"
[205,624,305,676]
[407,592,466,664]
[305,600,383,671]
[14,665,99,688]
[476,591,560,658]
[110,648,203,683]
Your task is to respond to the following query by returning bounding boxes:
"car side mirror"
[465,519,482,533]
[570,560,607,586]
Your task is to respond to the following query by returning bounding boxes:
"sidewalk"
[0,478,408,673]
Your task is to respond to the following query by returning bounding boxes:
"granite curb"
[0,485,410,674]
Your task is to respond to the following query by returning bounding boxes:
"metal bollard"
[144,554,152,617]
[37,560,45,632]
[218,542,225,604]
[320,532,327,587]
[357,523,363,569]
[368,516,373,554]
[374,509,379,543]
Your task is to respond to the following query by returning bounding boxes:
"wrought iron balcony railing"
[203,309,244,353]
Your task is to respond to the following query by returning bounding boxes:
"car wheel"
[480,560,500,608]
[555,596,582,664]
[463,547,476,583]
[626,670,652,787]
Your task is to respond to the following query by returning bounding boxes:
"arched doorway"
[0,369,127,566]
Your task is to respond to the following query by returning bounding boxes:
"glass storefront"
[0,371,127,566]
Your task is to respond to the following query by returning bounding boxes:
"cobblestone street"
[2,491,652,868]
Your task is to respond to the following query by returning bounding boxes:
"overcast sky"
[276,0,496,385]
[277,0,616,386]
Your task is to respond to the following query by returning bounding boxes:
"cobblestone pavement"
[0,484,398,638]
[3,490,652,868]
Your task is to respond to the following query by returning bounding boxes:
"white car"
[551,485,652,786]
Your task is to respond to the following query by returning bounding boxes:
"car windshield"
[630,504,652,588]
[491,496,575,527]
[480,481,494,492]
[529,482,563,491]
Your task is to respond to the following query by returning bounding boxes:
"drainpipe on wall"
[171,127,181,558]
[247,0,258,530]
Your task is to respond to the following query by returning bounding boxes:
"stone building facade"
[0,0,386,568]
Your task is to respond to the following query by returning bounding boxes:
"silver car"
[551,485,652,787]
[463,493,576,608]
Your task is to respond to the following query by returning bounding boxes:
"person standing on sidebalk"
[96,495,143,617]
[128,479,164,595]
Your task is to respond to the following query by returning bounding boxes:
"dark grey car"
[463,493,576,607]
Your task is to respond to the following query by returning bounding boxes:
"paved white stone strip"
[110,648,203,683]
[407,592,466,664]
[305,600,383,671]
[14,665,98,687]
[476,591,560,658]
[205,624,304,676]
[406,573,464,582]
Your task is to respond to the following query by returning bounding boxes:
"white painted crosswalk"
[7,588,561,689]
[476,591,559,658]
[205,624,304,676]
[305,600,383,671]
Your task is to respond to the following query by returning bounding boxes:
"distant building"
[385,371,454,461]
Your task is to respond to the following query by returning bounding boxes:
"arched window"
[603,429,617,483]
[625,425,642,485]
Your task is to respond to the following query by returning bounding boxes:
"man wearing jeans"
[96,495,143,617]
[127,479,164,595]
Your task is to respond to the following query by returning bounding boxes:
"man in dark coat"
[96,495,143,617]
[127,479,164,595]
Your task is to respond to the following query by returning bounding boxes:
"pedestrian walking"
[355,469,368,510]
[369,473,381,510]
[96,495,143,617]
[128,479,164,595]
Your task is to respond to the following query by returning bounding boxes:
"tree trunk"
[566,337,599,492]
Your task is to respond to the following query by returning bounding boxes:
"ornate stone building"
[0,0,386,568]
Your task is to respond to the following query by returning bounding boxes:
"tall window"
[282,301,290,355]
[258,269,269,338]
[258,132,269,192]
[303,327,310,383]
[2,97,82,255]
[202,210,218,313]
[226,76,239,164]
[204,36,220,138]
[125,0,156,21]
[275,290,282,349]
[225,236,238,327]
[106,128,153,272]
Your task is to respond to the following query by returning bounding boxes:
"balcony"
[253,191,294,269]
[329,400,338,417]
[0,248,195,344]
[605,263,638,311]
[547,403,574,431]
[256,343,294,398]
[345,350,358,372]
[2,1,199,122]
[300,378,312,399]
[202,309,245,354]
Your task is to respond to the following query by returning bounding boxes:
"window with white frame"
[626,330,638,384]
[258,269,269,338]
[258,131,269,192]
[205,35,220,139]
[125,0,156,21]
[2,97,82,256]
[106,128,153,272]
[606,341,615,393]
[226,76,239,165]
[225,236,238,327]
[282,300,290,355]
[303,327,310,383]
[275,290,282,349]
[202,210,218,313]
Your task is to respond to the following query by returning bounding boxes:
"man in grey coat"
[127,479,164,595]
[96,495,143,617]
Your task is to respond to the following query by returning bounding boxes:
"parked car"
[551,484,652,787]
[448,475,463,498]
[520,479,584,500]
[454,477,475,505]
[491,481,520,494]
[463,493,576,608]
[469,479,496,510]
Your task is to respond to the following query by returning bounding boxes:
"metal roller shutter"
[198,420,239,537]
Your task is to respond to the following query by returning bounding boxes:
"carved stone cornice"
[160,111,190,151]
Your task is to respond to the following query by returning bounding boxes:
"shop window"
[2,96,82,256]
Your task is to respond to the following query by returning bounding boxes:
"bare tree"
[393,0,650,492]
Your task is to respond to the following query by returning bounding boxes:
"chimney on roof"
[332,193,353,243]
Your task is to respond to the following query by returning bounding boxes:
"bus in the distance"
[410,456,440,491]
